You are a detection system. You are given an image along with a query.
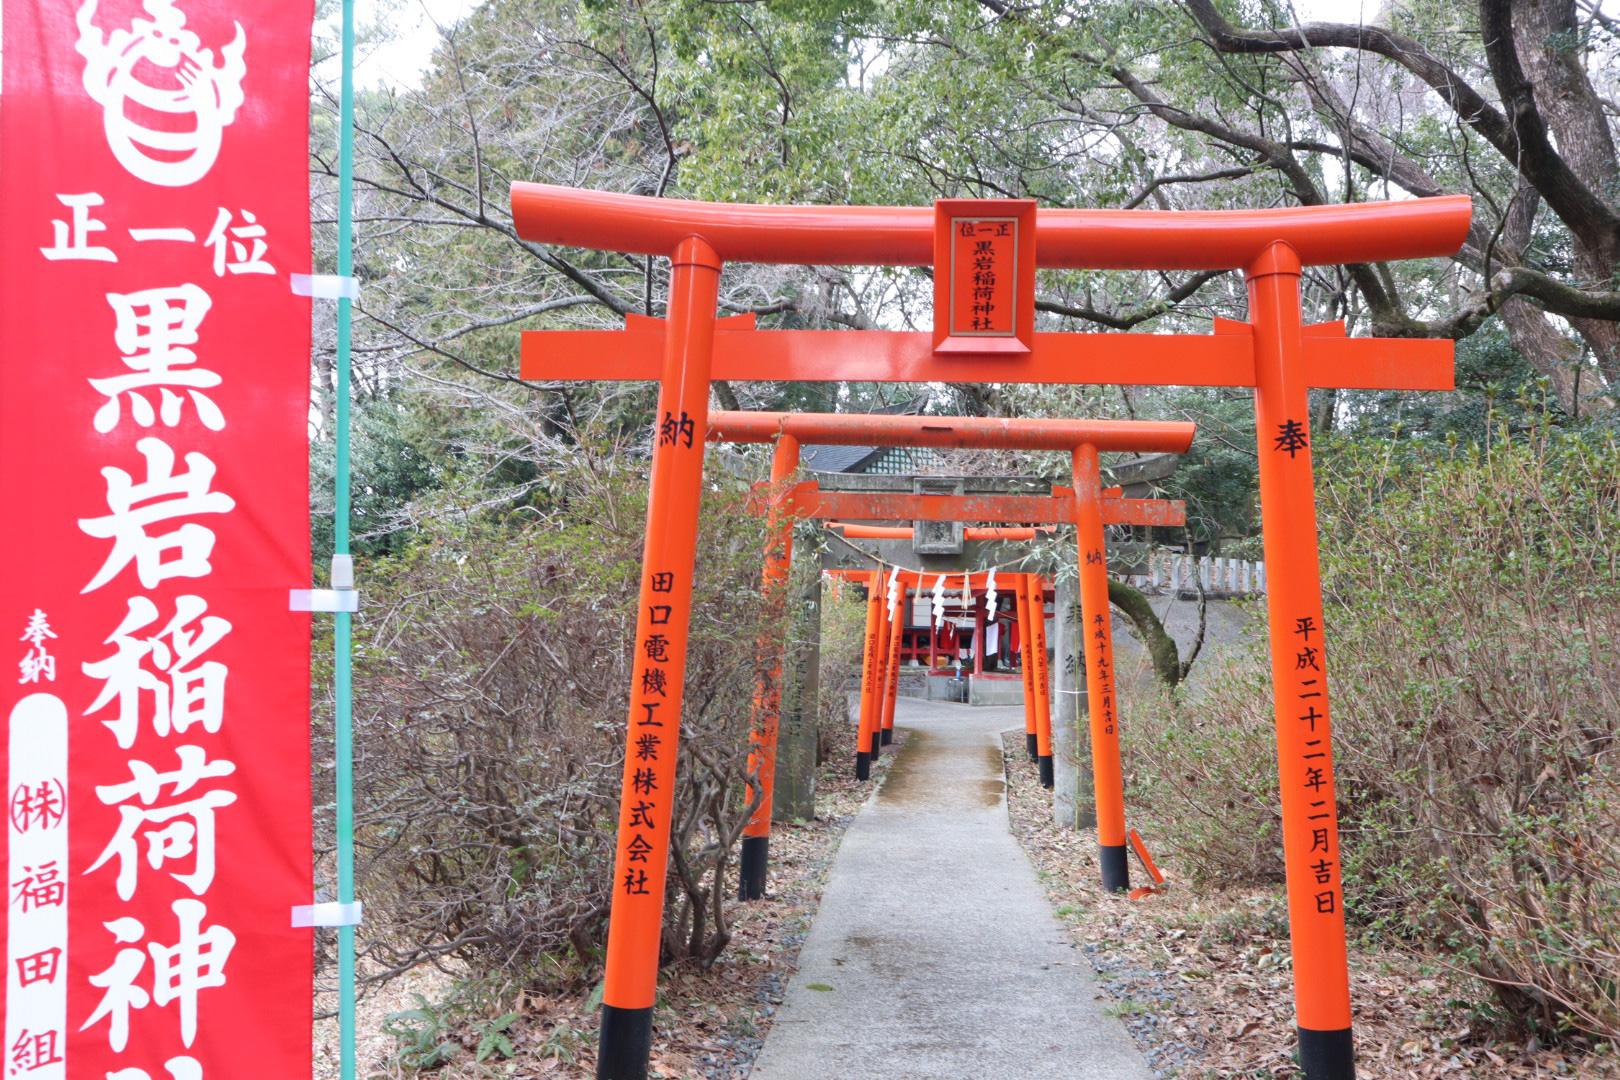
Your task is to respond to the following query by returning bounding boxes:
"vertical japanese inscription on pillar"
[1291,614,1338,915]
[623,569,677,899]
[1084,549,1116,737]
[932,199,1036,355]
[1270,417,1341,922]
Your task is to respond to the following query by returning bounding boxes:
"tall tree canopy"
[312,0,1620,550]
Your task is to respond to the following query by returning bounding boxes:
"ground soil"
[313,721,904,1079]
[998,730,1620,1080]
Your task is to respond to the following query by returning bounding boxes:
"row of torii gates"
[511,181,1471,1080]
[708,410,1192,896]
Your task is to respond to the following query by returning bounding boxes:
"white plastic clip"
[290,555,360,612]
[291,901,363,928]
[289,589,359,613]
[291,273,360,301]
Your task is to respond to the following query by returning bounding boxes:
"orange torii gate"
[707,410,1189,898]
[511,182,1469,1080]
[822,565,1058,781]
[818,497,1181,773]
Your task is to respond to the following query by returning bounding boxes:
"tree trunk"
[1500,297,1587,415]
[1107,578,1183,689]
[1513,0,1620,387]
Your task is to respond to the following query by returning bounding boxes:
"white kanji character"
[81,900,235,1051]
[82,916,151,1052]
[41,192,117,261]
[19,652,56,683]
[93,285,223,432]
[20,610,57,650]
[18,609,59,683]
[78,438,235,593]
[129,225,199,243]
[83,595,231,749]
[74,1,247,188]
[107,1057,203,1080]
[148,899,235,1047]
[86,744,236,899]
[94,744,236,807]
[203,209,271,276]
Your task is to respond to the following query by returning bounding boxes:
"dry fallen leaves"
[998,732,1620,1080]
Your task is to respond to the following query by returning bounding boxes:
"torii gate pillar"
[1073,442,1131,890]
[596,237,721,1078]
[1248,243,1352,1074]
[738,433,800,901]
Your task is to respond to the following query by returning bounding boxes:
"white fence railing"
[1118,549,1266,597]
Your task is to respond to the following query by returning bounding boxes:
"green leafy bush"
[1129,420,1620,1039]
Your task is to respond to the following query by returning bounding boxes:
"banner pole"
[334,1,358,1078]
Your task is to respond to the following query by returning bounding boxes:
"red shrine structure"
[511,181,1470,1080]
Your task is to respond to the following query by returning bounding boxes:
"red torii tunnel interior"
[707,410,1191,912]
[812,489,1181,801]
[512,181,1470,1080]
[823,565,1056,774]
[817,489,1181,855]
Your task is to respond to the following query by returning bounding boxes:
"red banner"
[1,3,315,1077]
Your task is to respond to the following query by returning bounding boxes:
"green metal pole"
[334,1,357,1078]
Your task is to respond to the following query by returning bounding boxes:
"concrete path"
[750,699,1154,1080]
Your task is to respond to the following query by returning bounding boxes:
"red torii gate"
[800,491,1182,766]
[512,182,1469,1080]
[707,409,1189,898]
[821,566,1057,783]
[818,490,1179,783]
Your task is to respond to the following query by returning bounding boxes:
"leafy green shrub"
[382,993,459,1070]
[1129,420,1620,1040]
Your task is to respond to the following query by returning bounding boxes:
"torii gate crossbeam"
[512,182,1470,1080]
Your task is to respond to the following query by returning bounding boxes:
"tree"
[1174,0,1619,416]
